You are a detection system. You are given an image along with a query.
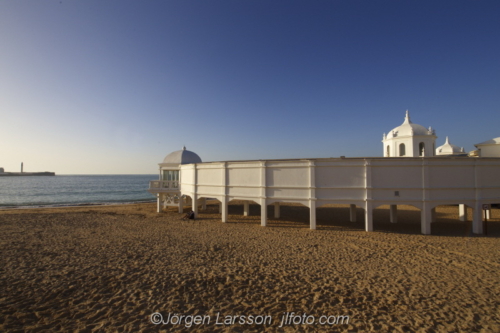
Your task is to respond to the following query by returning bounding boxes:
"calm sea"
[0,175,157,208]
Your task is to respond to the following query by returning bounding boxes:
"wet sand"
[1,202,499,332]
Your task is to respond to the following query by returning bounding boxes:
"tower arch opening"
[399,143,406,156]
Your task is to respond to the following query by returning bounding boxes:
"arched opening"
[425,204,484,236]
[399,143,406,156]
[196,196,209,212]
[226,199,260,217]
[195,198,227,219]
[386,145,390,157]
[222,200,312,227]
[371,204,422,234]
[419,142,425,156]
[267,202,310,228]
[315,203,364,230]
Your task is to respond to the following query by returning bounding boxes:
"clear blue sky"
[1,1,499,174]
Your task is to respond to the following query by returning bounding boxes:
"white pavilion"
[382,110,436,157]
[149,111,500,235]
[148,146,203,211]
[435,137,465,156]
[475,137,500,157]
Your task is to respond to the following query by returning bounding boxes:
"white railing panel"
[149,181,180,190]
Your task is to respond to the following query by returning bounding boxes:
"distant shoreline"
[0,172,55,176]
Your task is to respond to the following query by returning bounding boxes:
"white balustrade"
[149,180,179,190]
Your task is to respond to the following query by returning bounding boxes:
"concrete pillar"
[157,194,161,213]
[349,204,357,222]
[192,196,198,217]
[274,202,280,218]
[178,195,184,213]
[473,202,483,234]
[486,209,491,220]
[201,198,206,210]
[365,201,373,232]
[221,198,228,223]
[459,204,467,221]
[308,160,316,229]
[243,201,249,216]
[390,205,398,223]
[309,201,316,230]
[421,204,432,235]
[260,161,267,227]
[261,199,267,226]
[431,207,437,222]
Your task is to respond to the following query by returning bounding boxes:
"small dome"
[436,137,464,155]
[385,110,435,139]
[162,146,202,164]
[475,137,500,146]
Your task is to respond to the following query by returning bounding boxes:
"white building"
[149,112,500,235]
[382,111,436,157]
[435,137,465,156]
[148,146,203,211]
[475,137,500,157]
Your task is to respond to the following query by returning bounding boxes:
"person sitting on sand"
[181,210,195,221]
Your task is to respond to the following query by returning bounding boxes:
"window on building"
[162,170,179,181]
[386,145,390,157]
[419,142,425,156]
[399,143,406,156]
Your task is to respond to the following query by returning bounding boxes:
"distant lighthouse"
[21,162,23,173]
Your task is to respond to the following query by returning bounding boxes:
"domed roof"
[436,137,464,155]
[384,111,435,140]
[162,146,202,164]
[475,137,500,146]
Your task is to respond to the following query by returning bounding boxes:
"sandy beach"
[1,202,499,332]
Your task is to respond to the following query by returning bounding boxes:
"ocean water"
[0,175,158,208]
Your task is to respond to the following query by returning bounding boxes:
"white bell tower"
[382,111,437,157]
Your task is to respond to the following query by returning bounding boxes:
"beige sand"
[1,202,499,332]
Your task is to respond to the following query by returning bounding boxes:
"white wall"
[176,157,500,234]
[180,157,500,207]
[479,145,500,157]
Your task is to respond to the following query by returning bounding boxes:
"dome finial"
[182,146,186,151]
[435,136,463,155]
[404,110,411,124]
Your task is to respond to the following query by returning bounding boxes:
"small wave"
[0,199,156,210]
